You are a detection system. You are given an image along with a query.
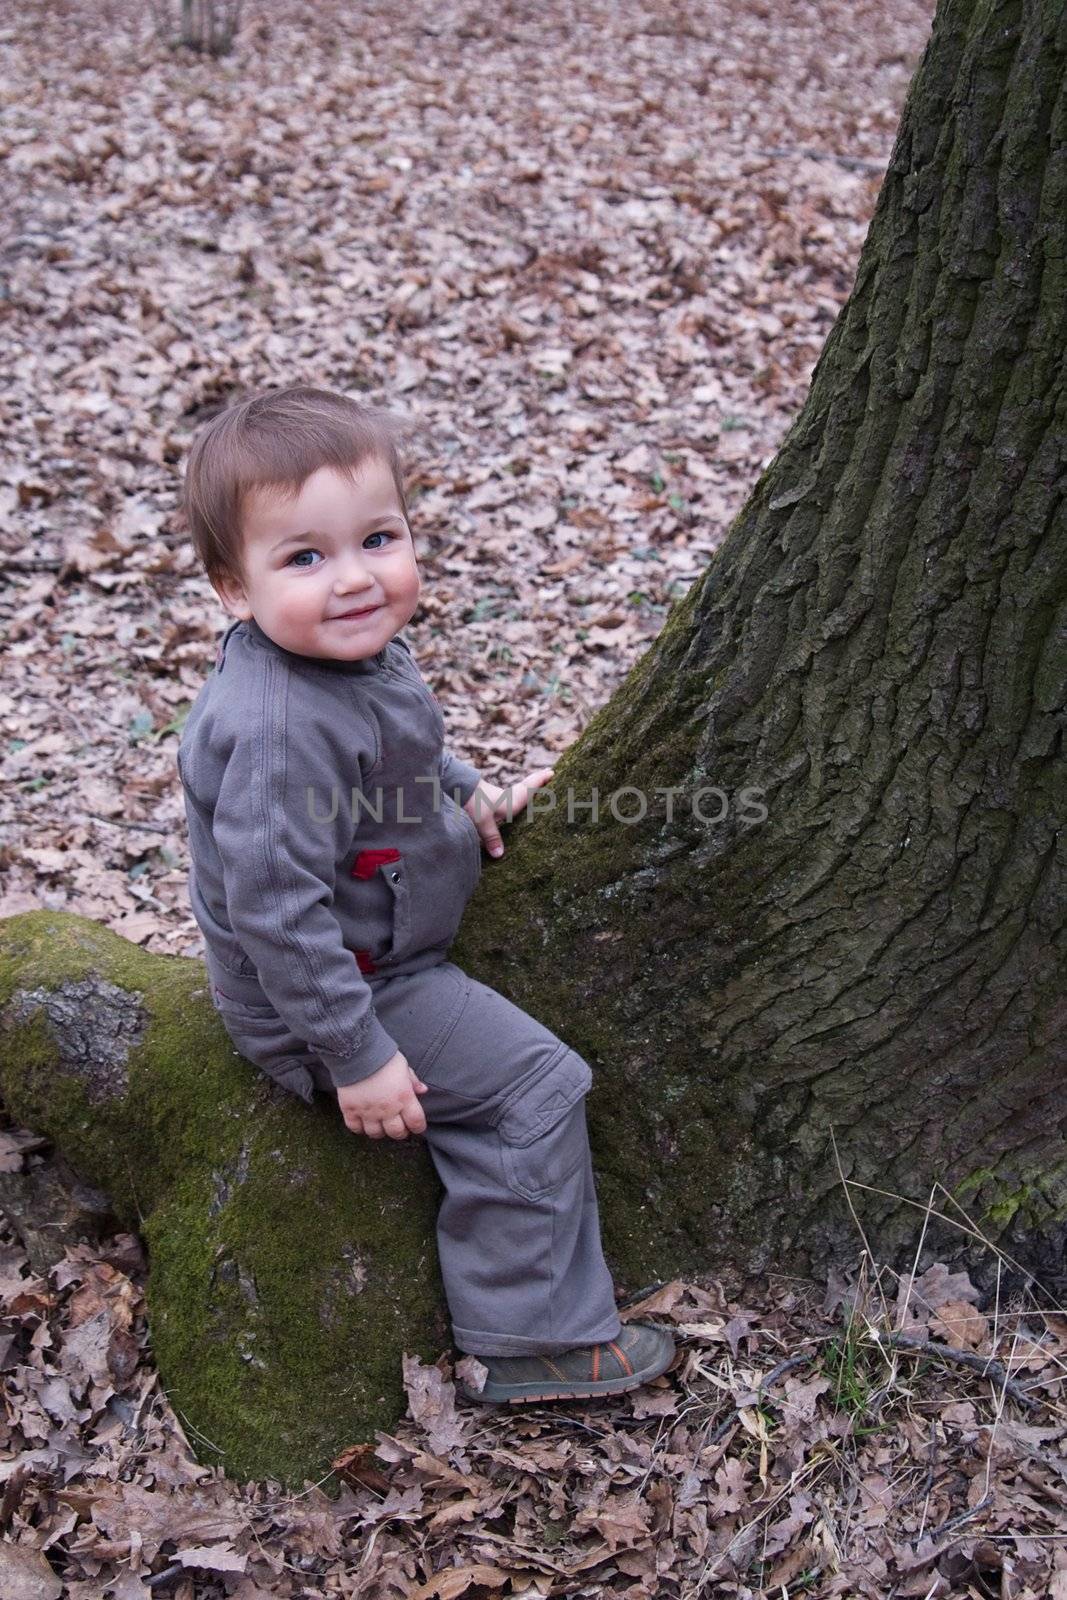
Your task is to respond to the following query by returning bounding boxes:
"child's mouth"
[331,605,380,621]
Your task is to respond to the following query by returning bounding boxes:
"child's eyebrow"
[269,513,407,554]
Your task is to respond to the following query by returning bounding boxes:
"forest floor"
[2,0,1065,1596]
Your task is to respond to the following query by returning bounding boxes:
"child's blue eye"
[286,532,394,568]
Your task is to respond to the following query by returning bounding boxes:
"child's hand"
[464,767,555,858]
[336,1050,428,1139]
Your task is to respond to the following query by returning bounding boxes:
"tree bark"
[454,0,1067,1295]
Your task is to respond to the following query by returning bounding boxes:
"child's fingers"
[404,1098,427,1137]
[408,1068,429,1093]
[483,824,504,859]
[496,768,555,825]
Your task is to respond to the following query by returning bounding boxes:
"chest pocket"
[350,848,412,967]
[349,828,474,969]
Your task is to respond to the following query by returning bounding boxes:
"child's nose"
[333,552,374,592]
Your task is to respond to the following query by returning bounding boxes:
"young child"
[177,385,675,1404]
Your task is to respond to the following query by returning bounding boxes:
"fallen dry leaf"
[0,1543,64,1600]
[402,1353,470,1458]
[408,1562,512,1600]
[175,1544,248,1574]
[930,1297,990,1350]
[617,1279,689,1319]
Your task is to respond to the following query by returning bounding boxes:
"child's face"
[213,457,421,661]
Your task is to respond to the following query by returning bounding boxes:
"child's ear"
[211,570,253,621]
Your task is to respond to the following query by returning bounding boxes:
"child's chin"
[321,630,389,660]
[276,621,380,659]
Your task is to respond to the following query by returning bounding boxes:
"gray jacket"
[177,617,483,1087]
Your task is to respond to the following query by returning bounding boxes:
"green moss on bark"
[0,911,443,1490]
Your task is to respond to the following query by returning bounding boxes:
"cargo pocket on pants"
[495,1046,593,1203]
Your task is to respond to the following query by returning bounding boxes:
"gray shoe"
[459,1321,676,1405]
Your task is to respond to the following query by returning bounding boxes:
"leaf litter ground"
[4,0,1064,1595]
[2,1197,1065,1598]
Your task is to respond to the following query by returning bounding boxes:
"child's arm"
[440,746,482,807]
[208,700,400,1094]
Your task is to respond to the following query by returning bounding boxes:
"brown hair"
[182,385,417,586]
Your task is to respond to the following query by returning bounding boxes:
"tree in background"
[457,0,1067,1295]
[149,0,245,56]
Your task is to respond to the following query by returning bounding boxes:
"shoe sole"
[458,1341,675,1406]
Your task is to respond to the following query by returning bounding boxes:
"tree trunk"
[455,0,1067,1295]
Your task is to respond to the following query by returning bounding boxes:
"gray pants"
[207,956,622,1357]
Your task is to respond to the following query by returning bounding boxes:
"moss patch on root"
[0,910,444,1490]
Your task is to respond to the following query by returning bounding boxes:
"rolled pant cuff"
[452,1315,623,1358]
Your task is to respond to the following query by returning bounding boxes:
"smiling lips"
[330,604,380,620]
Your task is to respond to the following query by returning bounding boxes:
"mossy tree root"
[0,909,444,1491]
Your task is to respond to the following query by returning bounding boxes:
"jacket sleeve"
[439,747,482,807]
[211,686,399,1089]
